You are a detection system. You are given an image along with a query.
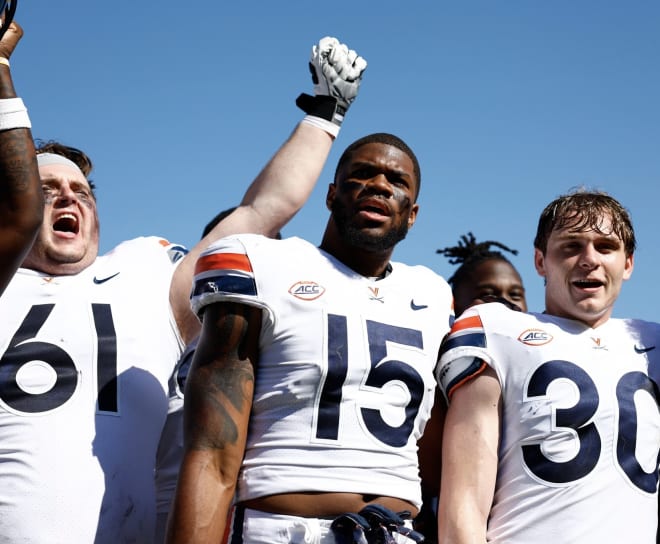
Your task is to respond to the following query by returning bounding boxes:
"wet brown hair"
[534,189,636,257]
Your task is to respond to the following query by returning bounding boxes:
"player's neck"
[319,242,393,279]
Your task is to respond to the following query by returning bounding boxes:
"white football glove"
[297,36,367,135]
[310,36,367,108]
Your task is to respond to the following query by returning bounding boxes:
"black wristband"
[295,93,346,126]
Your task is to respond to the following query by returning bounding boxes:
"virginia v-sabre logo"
[368,286,384,303]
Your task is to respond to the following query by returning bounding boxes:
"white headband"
[37,153,84,176]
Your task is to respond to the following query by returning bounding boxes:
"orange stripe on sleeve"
[451,314,483,333]
[195,252,253,275]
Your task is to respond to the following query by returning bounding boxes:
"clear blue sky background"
[13,1,659,321]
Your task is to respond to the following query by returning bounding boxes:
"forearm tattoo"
[0,133,35,195]
[186,304,257,451]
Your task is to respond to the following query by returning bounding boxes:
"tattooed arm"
[0,22,42,296]
[166,301,262,543]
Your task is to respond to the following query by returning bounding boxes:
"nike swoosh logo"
[634,345,656,354]
[93,272,120,284]
[410,300,428,311]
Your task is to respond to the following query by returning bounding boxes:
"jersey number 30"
[523,359,658,493]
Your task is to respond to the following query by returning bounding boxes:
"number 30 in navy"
[523,359,658,493]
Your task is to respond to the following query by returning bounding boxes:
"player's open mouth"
[573,279,603,289]
[53,213,80,234]
[357,198,390,220]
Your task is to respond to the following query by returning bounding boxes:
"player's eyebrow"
[348,160,413,182]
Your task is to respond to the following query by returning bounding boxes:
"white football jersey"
[191,235,453,509]
[0,237,186,543]
[437,303,660,543]
[154,338,197,542]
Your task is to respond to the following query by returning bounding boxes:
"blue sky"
[14,1,659,320]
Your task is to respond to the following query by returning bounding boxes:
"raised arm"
[437,367,501,544]
[0,22,42,295]
[170,37,367,344]
[165,300,262,543]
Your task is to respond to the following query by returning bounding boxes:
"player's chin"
[574,299,611,320]
[53,241,97,266]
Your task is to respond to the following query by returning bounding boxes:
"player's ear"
[407,203,419,229]
[325,183,336,211]
[534,248,546,278]
[623,253,634,280]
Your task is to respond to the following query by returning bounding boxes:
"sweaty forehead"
[349,143,413,171]
[343,142,418,190]
[553,213,620,240]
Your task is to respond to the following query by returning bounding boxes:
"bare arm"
[170,36,367,344]
[415,388,446,539]
[418,387,446,497]
[166,301,262,543]
[169,122,333,343]
[0,23,43,296]
[437,366,501,544]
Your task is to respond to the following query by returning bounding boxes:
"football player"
[153,206,283,541]
[416,233,528,543]
[166,133,454,543]
[436,190,660,543]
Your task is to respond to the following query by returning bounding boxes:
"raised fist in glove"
[296,36,367,133]
[310,36,367,108]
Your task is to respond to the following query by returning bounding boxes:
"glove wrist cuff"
[296,93,346,127]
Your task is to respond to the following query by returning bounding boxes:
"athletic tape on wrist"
[0,97,31,130]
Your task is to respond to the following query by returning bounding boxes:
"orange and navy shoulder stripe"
[439,314,486,358]
[191,251,257,298]
[195,252,253,276]
[437,313,488,398]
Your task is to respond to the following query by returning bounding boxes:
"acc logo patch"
[518,329,553,346]
[289,280,325,301]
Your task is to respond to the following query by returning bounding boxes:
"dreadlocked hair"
[437,232,519,287]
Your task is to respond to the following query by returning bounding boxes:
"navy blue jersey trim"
[440,331,486,357]
[192,274,257,298]
[228,505,245,544]
[447,357,488,397]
